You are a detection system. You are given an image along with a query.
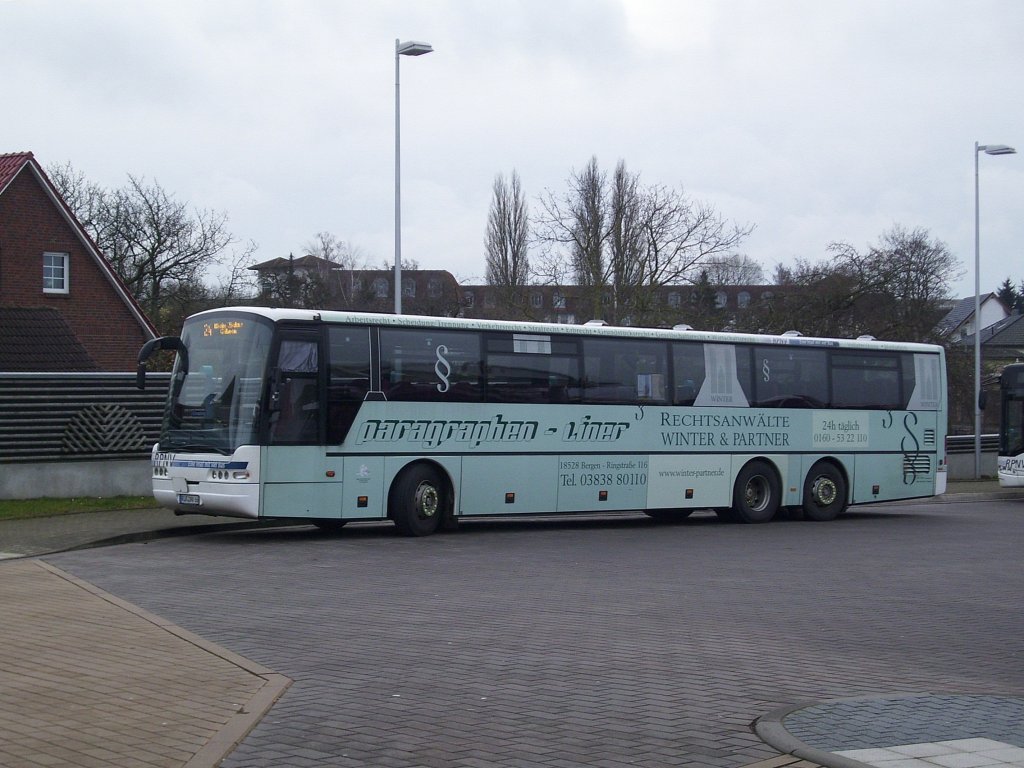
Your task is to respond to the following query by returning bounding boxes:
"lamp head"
[397,40,434,56]
[979,144,1017,156]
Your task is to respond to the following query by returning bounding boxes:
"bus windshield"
[160,313,273,454]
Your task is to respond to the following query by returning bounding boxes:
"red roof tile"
[0,152,33,194]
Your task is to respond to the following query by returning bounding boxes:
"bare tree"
[46,162,107,237]
[485,170,531,317]
[536,156,753,325]
[607,160,646,322]
[702,254,765,285]
[536,157,608,320]
[48,163,237,328]
[210,241,260,305]
[744,255,863,337]
[745,225,960,341]
[301,231,368,308]
[834,224,961,341]
[108,175,234,322]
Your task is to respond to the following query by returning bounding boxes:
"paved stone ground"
[47,498,1024,768]
[0,559,288,768]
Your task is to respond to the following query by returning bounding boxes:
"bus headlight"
[209,469,250,481]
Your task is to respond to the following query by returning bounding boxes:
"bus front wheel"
[732,461,780,523]
[802,462,847,522]
[390,465,446,537]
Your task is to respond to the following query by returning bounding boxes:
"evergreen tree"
[996,277,1019,313]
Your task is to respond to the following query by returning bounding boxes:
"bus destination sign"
[203,320,245,337]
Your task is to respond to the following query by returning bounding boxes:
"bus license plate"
[177,493,201,506]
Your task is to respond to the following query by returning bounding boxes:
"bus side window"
[582,339,668,405]
[753,347,826,408]
[380,329,483,402]
[484,333,581,404]
[672,342,706,405]
[327,327,371,444]
[831,352,901,410]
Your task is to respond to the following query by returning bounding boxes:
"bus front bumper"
[154,480,260,519]
[997,469,1024,488]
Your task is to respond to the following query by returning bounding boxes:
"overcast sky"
[4,0,1022,299]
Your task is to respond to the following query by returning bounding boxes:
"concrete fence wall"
[1,459,153,499]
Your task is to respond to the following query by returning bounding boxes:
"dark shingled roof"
[958,313,1024,351]
[980,313,1024,348]
[0,307,99,372]
[935,293,1002,336]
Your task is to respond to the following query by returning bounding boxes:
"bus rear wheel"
[390,465,446,537]
[802,462,847,522]
[732,460,780,523]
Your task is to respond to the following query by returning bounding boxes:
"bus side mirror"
[137,336,187,390]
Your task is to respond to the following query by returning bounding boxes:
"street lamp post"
[394,38,433,315]
[973,142,1016,479]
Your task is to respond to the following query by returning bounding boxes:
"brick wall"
[0,169,150,371]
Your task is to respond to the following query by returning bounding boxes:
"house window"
[668,292,681,308]
[373,278,389,298]
[43,252,69,294]
[737,291,751,309]
[553,292,566,309]
[530,292,543,309]
[484,292,496,309]
[428,279,442,298]
[463,291,475,308]
[714,291,728,309]
[403,278,416,298]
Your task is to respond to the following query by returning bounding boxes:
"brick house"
[0,152,155,371]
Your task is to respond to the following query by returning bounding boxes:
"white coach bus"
[137,307,947,535]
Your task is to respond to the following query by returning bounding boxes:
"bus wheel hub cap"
[746,479,768,511]
[416,484,439,518]
[813,478,837,506]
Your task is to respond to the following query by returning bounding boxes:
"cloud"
[3,0,1021,299]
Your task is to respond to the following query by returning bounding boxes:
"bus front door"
[263,331,343,520]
